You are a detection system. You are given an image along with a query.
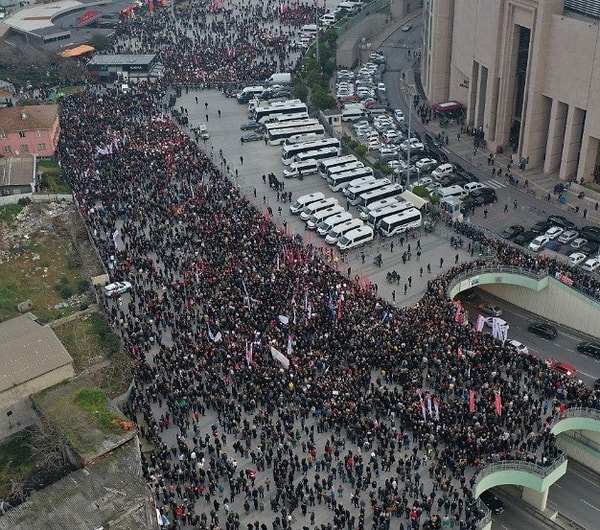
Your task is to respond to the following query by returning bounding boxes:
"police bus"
[378,208,422,237]
[356,183,405,212]
[253,99,308,123]
[346,178,391,205]
[365,201,413,228]
[295,146,341,164]
[281,138,341,165]
[318,155,360,178]
[265,120,323,146]
[328,166,375,192]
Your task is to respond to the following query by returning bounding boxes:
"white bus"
[272,112,309,123]
[281,138,341,165]
[378,208,422,237]
[341,175,377,196]
[328,166,374,192]
[346,178,391,205]
[318,155,359,178]
[284,132,324,146]
[295,147,341,164]
[267,122,324,146]
[253,99,308,123]
[283,159,319,179]
[359,197,402,219]
[325,161,365,180]
[356,183,405,211]
[365,201,413,228]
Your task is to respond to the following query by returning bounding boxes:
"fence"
[446,264,549,296]
[473,455,566,485]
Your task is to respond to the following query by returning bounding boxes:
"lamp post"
[401,80,417,187]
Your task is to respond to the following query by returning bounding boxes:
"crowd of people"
[112,1,324,85]
[55,79,599,530]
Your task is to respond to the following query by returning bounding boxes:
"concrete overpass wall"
[556,433,600,475]
[479,276,599,337]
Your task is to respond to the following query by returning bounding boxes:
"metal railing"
[473,455,566,485]
[474,499,492,530]
[446,264,549,296]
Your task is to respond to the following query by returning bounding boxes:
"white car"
[570,237,588,249]
[415,158,439,172]
[367,140,381,150]
[581,257,600,272]
[103,281,133,297]
[431,163,455,180]
[545,226,564,240]
[393,109,405,122]
[377,82,386,92]
[464,182,486,194]
[568,252,587,266]
[507,340,529,355]
[528,235,550,252]
[558,229,579,243]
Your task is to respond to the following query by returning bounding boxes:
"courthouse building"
[422,0,600,182]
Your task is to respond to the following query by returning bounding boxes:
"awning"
[401,190,429,210]
[60,45,95,58]
[432,101,464,113]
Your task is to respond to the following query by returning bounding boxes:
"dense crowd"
[111,1,324,85]
[55,81,599,530]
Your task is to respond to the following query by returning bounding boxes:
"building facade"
[0,104,60,158]
[422,0,600,182]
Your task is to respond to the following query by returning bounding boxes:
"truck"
[267,73,292,85]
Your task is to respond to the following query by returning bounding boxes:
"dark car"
[531,220,552,234]
[240,132,263,143]
[577,342,600,358]
[479,490,504,515]
[427,147,449,163]
[547,215,577,231]
[424,132,443,148]
[595,378,600,391]
[579,240,600,256]
[528,322,558,339]
[501,225,524,240]
[471,188,497,205]
[513,230,537,246]
[581,225,600,243]
[442,173,471,187]
[240,121,263,131]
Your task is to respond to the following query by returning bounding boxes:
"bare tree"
[29,419,71,473]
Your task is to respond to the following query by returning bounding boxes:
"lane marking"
[581,499,600,512]
[575,471,600,488]
[578,370,596,379]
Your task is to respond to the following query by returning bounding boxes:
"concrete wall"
[481,275,600,337]
[0,398,38,442]
[556,433,600,475]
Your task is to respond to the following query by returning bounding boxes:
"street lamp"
[401,80,417,187]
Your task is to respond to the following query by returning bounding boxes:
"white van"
[325,218,364,244]
[300,197,339,221]
[431,163,455,180]
[336,1,357,13]
[290,191,325,214]
[342,104,366,121]
[283,159,319,179]
[317,211,354,236]
[433,185,468,200]
[301,24,319,37]
[337,225,374,251]
[237,85,265,103]
[306,204,346,230]
[319,13,337,26]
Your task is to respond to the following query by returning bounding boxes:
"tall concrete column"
[578,134,597,184]
[544,98,566,175]
[559,106,585,182]
[521,486,548,511]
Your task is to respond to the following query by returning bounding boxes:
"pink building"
[0,104,60,158]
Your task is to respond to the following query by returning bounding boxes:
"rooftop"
[0,156,35,187]
[0,104,59,134]
[0,313,73,394]
[87,54,156,67]
[2,0,82,34]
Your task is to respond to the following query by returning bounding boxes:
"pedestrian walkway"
[480,178,507,190]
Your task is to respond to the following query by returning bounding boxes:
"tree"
[89,33,112,51]
[29,419,71,474]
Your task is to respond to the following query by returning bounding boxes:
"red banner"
[469,390,476,413]
[494,392,502,416]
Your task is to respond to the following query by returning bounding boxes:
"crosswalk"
[482,178,507,190]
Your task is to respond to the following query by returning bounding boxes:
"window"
[20,144,28,152]
[38,143,46,151]
[35,130,43,137]
[18,131,26,138]
[0,132,7,139]
[3,146,11,153]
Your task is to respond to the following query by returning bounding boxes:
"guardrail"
[473,455,566,485]
[446,264,549,297]
[475,499,492,530]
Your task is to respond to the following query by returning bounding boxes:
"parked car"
[531,220,552,234]
[570,237,588,249]
[547,215,577,231]
[568,252,587,266]
[401,23,413,32]
[415,158,439,172]
[581,257,600,272]
[528,235,550,252]
[513,230,537,247]
[471,188,497,205]
[103,281,132,297]
[577,341,600,358]
[579,241,600,256]
[528,322,557,339]
[558,229,579,243]
[241,132,263,143]
[240,121,262,131]
[501,225,524,240]
[479,491,504,515]
[545,226,564,240]
[581,225,600,243]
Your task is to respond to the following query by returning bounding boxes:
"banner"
[494,391,502,416]
[270,346,290,369]
[457,345,463,360]
[475,314,485,332]
[245,342,253,365]
[469,390,476,413]
[433,398,440,421]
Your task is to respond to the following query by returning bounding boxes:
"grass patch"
[0,431,35,499]
[38,161,71,194]
[0,203,26,226]
[74,388,123,435]
[54,313,122,373]
[0,231,87,323]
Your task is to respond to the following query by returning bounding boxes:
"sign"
[555,272,573,286]
[77,10,99,26]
